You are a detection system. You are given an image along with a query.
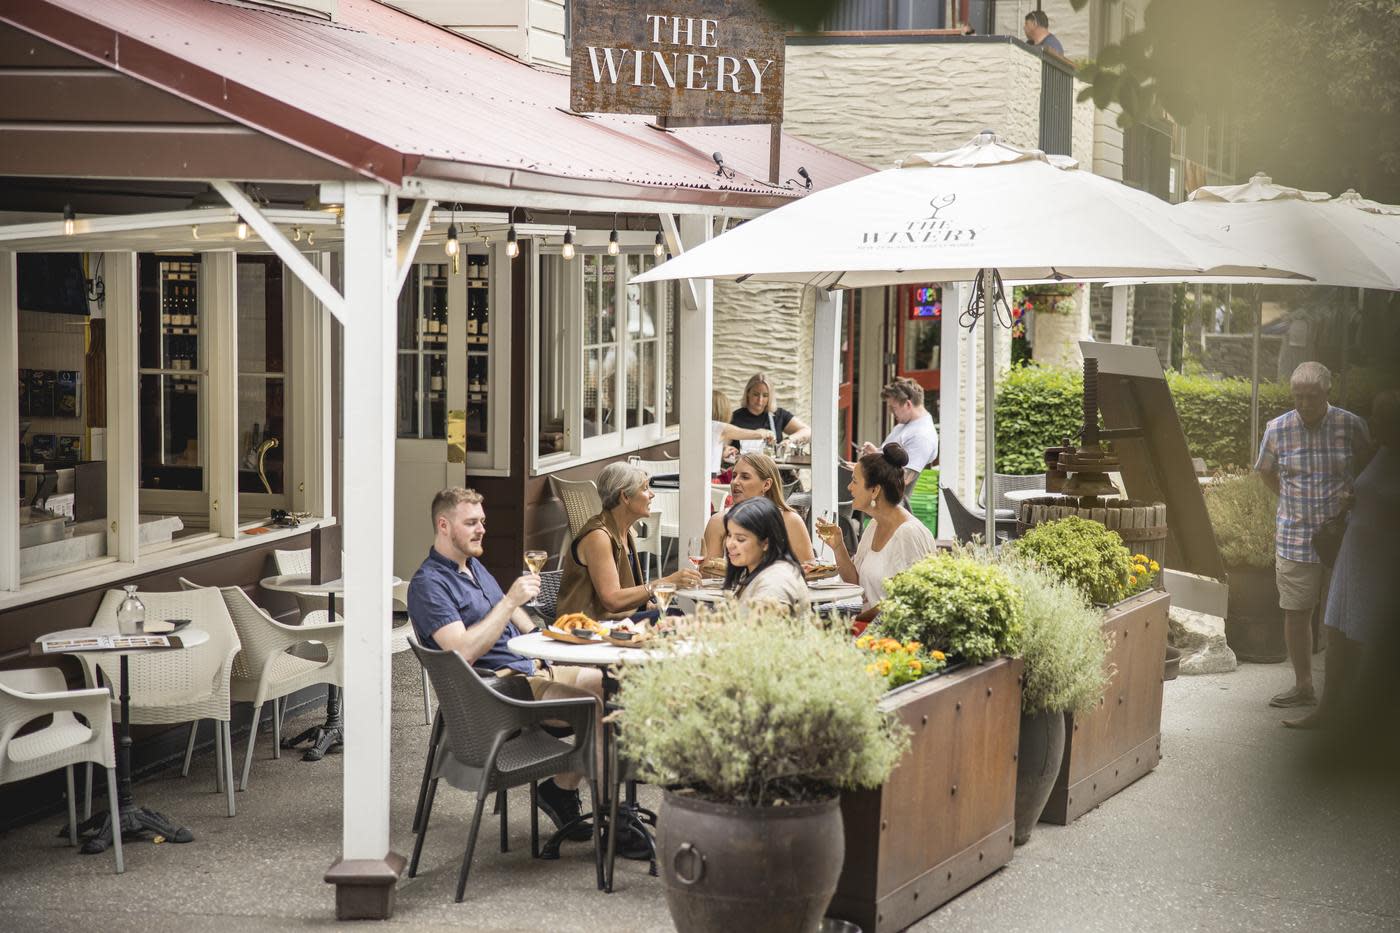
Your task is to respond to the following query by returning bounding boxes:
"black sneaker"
[537,779,592,842]
[608,821,654,861]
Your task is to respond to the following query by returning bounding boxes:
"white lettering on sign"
[583,13,774,95]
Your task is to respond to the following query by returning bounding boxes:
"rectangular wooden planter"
[1041,589,1170,825]
[829,657,1024,933]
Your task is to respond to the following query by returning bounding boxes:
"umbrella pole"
[1250,285,1262,457]
[983,268,997,546]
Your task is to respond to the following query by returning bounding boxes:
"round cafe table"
[259,573,401,761]
[507,630,665,890]
[36,626,210,854]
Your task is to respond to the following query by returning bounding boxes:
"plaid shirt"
[1255,406,1369,563]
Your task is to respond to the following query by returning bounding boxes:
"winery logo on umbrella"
[860,192,979,248]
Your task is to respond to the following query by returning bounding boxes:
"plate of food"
[600,620,654,647]
[543,613,605,644]
[803,561,839,581]
[698,556,727,579]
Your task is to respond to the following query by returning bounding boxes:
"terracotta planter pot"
[830,658,1023,933]
[1014,709,1066,845]
[1224,563,1286,663]
[658,791,843,933]
[1041,590,1170,825]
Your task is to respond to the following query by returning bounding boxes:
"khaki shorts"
[1277,557,1329,612]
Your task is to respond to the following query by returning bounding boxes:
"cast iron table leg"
[79,655,194,854]
[280,591,344,761]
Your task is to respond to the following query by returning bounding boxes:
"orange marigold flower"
[932,650,946,661]
[1129,575,1138,585]
[909,660,923,672]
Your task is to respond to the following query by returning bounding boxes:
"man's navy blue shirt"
[407,547,532,674]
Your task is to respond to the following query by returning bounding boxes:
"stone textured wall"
[1132,285,1176,368]
[783,40,1043,167]
[1197,334,1284,381]
[1072,81,1096,167]
[1093,104,1125,181]
[711,280,814,428]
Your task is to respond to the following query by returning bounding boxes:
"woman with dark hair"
[816,443,937,622]
[723,497,809,612]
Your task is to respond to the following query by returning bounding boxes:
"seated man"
[407,486,603,842]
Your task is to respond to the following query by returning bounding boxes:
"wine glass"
[523,550,548,607]
[653,582,677,615]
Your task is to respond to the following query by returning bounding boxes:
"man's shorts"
[1277,557,1329,612]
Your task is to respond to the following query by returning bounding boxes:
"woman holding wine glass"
[558,462,700,621]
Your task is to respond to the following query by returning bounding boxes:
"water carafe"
[116,584,146,635]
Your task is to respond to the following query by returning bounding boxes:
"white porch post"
[1110,285,1130,345]
[103,253,140,563]
[981,270,997,545]
[937,282,963,541]
[811,288,842,532]
[202,252,238,538]
[0,252,17,591]
[675,213,712,552]
[327,182,403,917]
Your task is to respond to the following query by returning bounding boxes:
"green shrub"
[994,364,1085,475]
[615,605,909,807]
[1012,515,1134,605]
[877,553,1024,663]
[999,559,1113,716]
[1204,473,1278,568]
[1163,372,1291,470]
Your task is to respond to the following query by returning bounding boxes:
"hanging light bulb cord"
[960,268,1014,332]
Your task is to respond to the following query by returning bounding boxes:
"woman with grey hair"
[558,462,701,620]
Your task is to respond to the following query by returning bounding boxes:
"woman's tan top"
[558,512,645,621]
[736,560,809,613]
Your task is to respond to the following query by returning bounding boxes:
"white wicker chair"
[76,587,240,818]
[179,578,344,790]
[0,667,124,873]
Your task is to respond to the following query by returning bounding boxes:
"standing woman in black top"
[729,372,813,449]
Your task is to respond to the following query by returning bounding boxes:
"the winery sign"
[570,1,786,124]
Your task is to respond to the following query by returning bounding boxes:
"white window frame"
[530,236,678,476]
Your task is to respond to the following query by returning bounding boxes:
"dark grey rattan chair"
[533,570,563,624]
[941,485,1016,544]
[407,636,603,901]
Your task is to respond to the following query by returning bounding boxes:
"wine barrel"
[1015,496,1168,569]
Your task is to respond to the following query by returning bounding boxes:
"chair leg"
[65,765,78,846]
[421,668,433,726]
[454,788,491,903]
[498,789,508,853]
[212,720,225,793]
[83,762,93,820]
[105,767,124,874]
[182,720,199,778]
[529,781,540,859]
[240,703,263,792]
[221,721,236,817]
[408,777,439,878]
[271,698,282,759]
[412,714,444,835]
[589,778,606,892]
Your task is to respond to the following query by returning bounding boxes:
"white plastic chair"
[76,588,241,818]
[178,578,344,790]
[631,510,664,582]
[0,667,124,873]
[710,483,731,516]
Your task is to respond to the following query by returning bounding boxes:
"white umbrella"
[637,132,1308,542]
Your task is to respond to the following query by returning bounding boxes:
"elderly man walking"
[1255,362,1371,709]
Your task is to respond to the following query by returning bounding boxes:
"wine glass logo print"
[926,193,957,220]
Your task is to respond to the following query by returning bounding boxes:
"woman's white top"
[737,560,810,613]
[853,517,937,609]
[709,420,725,475]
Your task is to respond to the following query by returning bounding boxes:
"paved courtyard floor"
[1,651,1396,933]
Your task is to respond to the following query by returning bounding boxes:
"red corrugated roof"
[1,0,870,207]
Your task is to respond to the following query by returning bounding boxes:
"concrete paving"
[1,652,1396,933]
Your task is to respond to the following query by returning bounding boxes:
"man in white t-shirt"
[859,377,938,493]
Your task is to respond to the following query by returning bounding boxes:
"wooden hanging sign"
[570,0,786,124]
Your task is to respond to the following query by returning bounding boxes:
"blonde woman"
[728,373,812,451]
[711,389,772,476]
[702,452,814,562]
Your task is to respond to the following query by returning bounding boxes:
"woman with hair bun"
[816,443,937,622]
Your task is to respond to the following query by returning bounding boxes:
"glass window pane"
[139,373,203,491]
[397,265,419,350]
[424,354,446,439]
[665,281,679,428]
[536,257,567,457]
[584,255,600,346]
[600,257,617,344]
[397,354,418,437]
[626,339,656,429]
[626,254,643,336]
[238,376,285,494]
[584,348,602,438]
[237,258,284,374]
[903,318,940,372]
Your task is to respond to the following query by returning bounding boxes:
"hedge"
[994,363,1392,474]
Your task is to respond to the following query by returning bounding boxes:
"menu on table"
[35,633,182,654]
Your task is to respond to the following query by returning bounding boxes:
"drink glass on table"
[653,582,677,614]
[523,550,548,607]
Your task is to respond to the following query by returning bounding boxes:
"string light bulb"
[445,222,460,256]
[653,231,665,259]
[292,226,302,242]
[235,217,249,240]
[306,229,315,247]
[607,228,620,256]
[191,225,200,240]
[63,204,75,236]
[561,228,575,261]
[506,224,519,260]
